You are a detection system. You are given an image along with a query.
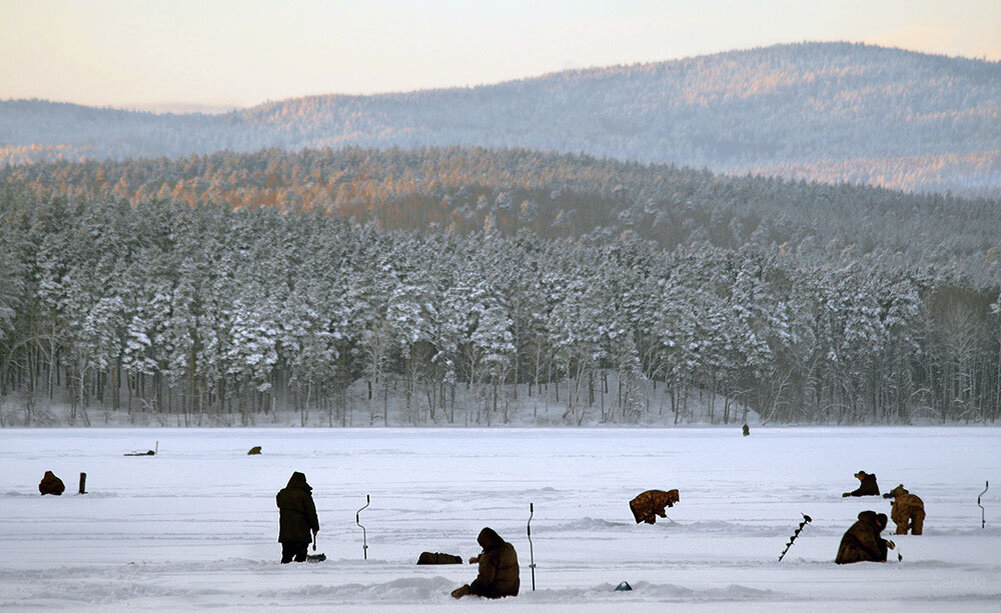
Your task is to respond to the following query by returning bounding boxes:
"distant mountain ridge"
[2,42,999,196]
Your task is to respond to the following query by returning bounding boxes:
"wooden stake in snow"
[78,472,87,495]
[356,494,370,560]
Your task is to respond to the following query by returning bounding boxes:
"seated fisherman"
[842,470,880,497]
[451,527,519,599]
[835,511,894,564]
[38,471,65,496]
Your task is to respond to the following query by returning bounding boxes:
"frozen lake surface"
[1,427,999,611]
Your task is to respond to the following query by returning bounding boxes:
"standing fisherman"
[886,484,925,535]
[276,472,319,563]
[629,489,680,524]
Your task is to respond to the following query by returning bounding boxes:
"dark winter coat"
[843,471,880,497]
[38,471,65,496]
[276,472,319,543]
[629,489,680,524]
[468,528,520,598]
[835,511,889,564]
[888,485,925,535]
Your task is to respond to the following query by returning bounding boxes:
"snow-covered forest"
[2,42,999,197]
[1,148,999,426]
[3,147,999,282]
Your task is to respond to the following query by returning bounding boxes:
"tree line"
[1,192,999,426]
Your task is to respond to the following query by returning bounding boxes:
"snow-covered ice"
[1,427,999,611]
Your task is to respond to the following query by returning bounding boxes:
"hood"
[876,513,888,531]
[286,471,312,491]
[857,510,886,531]
[477,527,504,550]
[857,510,878,524]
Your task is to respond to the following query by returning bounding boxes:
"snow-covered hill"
[3,42,999,196]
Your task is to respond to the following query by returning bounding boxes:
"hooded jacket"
[38,471,65,496]
[835,511,889,564]
[888,485,925,535]
[276,472,319,543]
[844,471,880,497]
[469,527,520,598]
[629,489,680,524]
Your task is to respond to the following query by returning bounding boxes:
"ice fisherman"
[451,527,520,599]
[629,489,680,524]
[276,471,319,563]
[842,470,880,497]
[885,484,925,535]
[835,510,894,564]
[38,470,65,495]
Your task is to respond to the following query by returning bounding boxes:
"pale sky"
[1,0,999,109]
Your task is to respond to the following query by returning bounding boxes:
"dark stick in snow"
[527,502,536,591]
[978,481,989,529]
